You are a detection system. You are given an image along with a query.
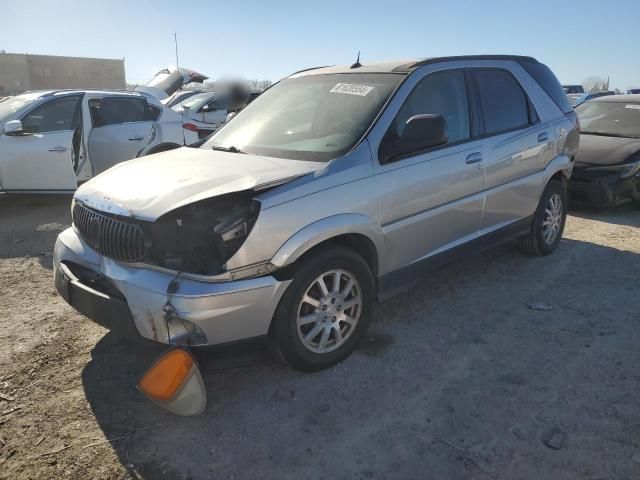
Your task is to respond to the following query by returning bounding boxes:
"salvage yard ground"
[1,194,639,480]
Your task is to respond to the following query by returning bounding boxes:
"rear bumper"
[54,227,291,346]
[569,170,640,207]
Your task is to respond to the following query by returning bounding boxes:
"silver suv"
[54,55,579,371]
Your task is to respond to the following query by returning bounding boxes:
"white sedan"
[0,90,199,193]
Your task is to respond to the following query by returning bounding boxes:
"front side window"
[474,69,531,135]
[388,69,471,146]
[89,97,149,127]
[202,73,404,161]
[21,96,80,133]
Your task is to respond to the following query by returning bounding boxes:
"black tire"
[518,180,567,256]
[145,143,181,156]
[269,245,375,372]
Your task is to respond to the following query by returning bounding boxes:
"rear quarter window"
[474,69,531,135]
[521,62,573,114]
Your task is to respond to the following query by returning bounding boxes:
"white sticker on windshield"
[330,83,374,96]
[625,104,640,109]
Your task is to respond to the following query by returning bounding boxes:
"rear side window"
[89,97,149,127]
[474,70,530,135]
[21,96,81,133]
[521,62,573,114]
[146,104,161,121]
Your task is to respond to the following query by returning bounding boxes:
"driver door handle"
[128,135,144,141]
[48,146,68,152]
[465,152,482,164]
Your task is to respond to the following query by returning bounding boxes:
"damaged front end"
[73,191,260,278]
[69,190,268,346]
[146,192,260,276]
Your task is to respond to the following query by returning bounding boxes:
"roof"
[290,55,539,77]
[591,94,640,103]
[24,89,147,99]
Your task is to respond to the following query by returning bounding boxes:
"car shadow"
[569,203,640,228]
[81,237,640,480]
[0,193,72,269]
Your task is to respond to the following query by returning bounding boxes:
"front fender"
[269,213,386,271]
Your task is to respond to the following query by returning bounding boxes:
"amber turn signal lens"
[138,348,194,401]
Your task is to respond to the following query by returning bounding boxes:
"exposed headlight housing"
[146,192,260,275]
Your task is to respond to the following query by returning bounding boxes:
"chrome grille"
[72,202,147,262]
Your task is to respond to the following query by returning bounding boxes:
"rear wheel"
[518,180,567,256]
[270,246,374,372]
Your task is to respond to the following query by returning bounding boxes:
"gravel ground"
[1,194,639,480]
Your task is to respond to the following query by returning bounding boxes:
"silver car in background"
[54,55,579,371]
[0,90,198,192]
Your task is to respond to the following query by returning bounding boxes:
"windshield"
[0,93,42,121]
[202,73,404,161]
[576,101,640,138]
[173,92,213,110]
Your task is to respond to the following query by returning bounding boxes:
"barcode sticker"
[625,104,640,109]
[330,83,374,96]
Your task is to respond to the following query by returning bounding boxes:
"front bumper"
[569,169,640,207]
[54,227,291,346]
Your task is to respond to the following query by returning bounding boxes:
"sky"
[2,0,640,90]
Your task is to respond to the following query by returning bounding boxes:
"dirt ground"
[1,193,639,480]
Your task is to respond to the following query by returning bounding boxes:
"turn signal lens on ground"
[138,348,194,401]
[137,348,207,416]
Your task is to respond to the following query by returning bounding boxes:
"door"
[374,69,485,274]
[471,69,552,230]
[87,96,155,175]
[0,95,81,191]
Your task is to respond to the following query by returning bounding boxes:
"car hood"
[134,67,208,100]
[574,134,640,168]
[75,148,323,221]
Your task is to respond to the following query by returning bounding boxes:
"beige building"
[0,52,125,96]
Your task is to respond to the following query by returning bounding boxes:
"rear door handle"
[48,146,68,152]
[538,132,549,142]
[465,152,482,164]
[128,136,144,141]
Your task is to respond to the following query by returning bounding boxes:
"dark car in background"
[627,88,640,95]
[569,95,640,207]
[569,91,616,107]
[563,84,585,94]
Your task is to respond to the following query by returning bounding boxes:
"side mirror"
[201,105,210,112]
[398,114,447,155]
[226,112,237,122]
[4,119,25,136]
[382,114,447,163]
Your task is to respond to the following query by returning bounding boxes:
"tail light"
[565,110,580,132]
[182,123,198,132]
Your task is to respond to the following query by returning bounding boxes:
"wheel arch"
[269,214,385,279]
[143,142,182,156]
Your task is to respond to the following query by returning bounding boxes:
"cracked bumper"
[569,170,640,207]
[53,227,291,345]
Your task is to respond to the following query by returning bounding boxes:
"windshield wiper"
[211,145,259,156]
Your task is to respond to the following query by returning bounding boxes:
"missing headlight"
[146,192,260,275]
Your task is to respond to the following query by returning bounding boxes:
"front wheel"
[518,180,567,256]
[269,246,375,372]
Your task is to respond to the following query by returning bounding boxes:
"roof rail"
[393,55,538,72]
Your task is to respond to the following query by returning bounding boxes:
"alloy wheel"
[542,193,563,244]
[296,269,362,354]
